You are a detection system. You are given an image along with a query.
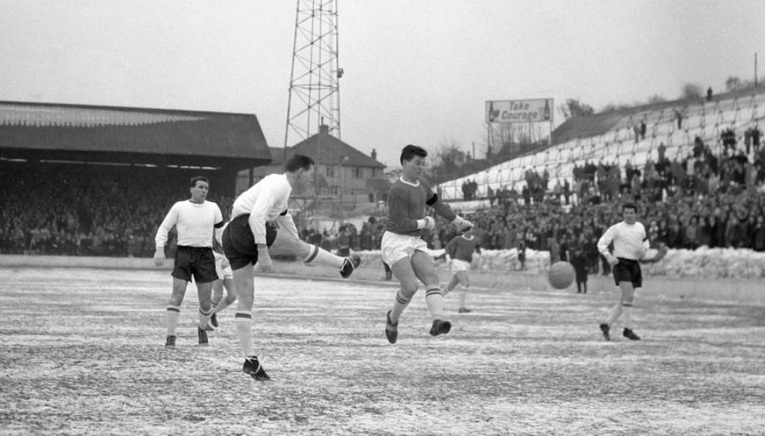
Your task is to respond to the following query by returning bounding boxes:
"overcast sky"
[1,0,764,168]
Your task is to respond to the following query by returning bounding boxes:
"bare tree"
[428,140,466,183]
[726,76,743,91]
[558,98,594,120]
[681,83,704,99]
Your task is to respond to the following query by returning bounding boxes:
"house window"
[355,167,363,178]
[326,166,334,177]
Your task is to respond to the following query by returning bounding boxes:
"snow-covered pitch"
[1,267,764,435]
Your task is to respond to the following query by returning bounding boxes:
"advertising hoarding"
[486,99,553,124]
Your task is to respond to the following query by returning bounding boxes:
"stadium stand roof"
[0,101,271,169]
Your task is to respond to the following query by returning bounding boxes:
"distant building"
[243,124,388,203]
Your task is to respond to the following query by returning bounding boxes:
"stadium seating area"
[0,164,234,257]
[438,90,765,202]
[3,91,764,262]
[424,90,765,272]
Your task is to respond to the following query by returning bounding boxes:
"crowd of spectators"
[3,127,764,267]
[0,164,234,257]
[425,132,765,274]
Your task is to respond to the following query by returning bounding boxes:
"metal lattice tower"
[283,0,342,153]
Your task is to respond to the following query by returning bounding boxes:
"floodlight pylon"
[283,0,342,156]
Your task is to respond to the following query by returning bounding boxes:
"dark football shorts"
[612,258,642,288]
[222,214,278,271]
[172,246,217,283]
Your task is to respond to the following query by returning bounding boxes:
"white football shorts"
[450,258,471,273]
[381,231,428,266]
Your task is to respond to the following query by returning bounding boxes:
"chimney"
[371,148,377,161]
[319,124,329,135]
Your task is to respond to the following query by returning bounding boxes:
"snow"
[1,267,764,435]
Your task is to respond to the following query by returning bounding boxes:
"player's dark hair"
[285,154,315,172]
[190,176,209,188]
[400,144,427,165]
[622,202,638,213]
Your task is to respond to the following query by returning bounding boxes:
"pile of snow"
[357,247,765,279]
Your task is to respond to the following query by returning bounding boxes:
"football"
[548,261,575,289]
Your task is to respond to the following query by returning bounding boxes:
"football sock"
[235,312,254,357]
[302,244,320,264]
[605,303,622,326]
[166,306,180,336]
[425,285,445,319]
[622,302,633,329]
[390,288,414,324]
[459,286,468,309]
[198,307,212,329]
[305,244,344,269]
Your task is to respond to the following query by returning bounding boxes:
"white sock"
[198,307,212,329]
[390,288,414,324]
[166,306,180,336]
[307,246,344,269]
[425,286,445,320]
[235,313,254,357]
[459,289,467,309]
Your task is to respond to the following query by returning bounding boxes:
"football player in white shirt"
[222,154,360,381]
[154,176,224,349]
[597,202,667,341]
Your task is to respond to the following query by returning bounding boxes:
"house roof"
[288,130,385,169]
[0,101,271,169]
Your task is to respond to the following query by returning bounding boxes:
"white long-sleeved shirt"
[597,221,649,261]
[155,200,223,249]
[230,173,292,245]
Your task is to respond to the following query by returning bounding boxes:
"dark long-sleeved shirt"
[385,177,456,236]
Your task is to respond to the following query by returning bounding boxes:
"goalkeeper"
[382,144,474,344]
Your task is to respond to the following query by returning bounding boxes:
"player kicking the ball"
[222,154,360,381]
[382,144,473,344]
[597,202,667,341]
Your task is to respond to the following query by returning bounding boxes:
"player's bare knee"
[168,293,184,306]
[236,293,254,310]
